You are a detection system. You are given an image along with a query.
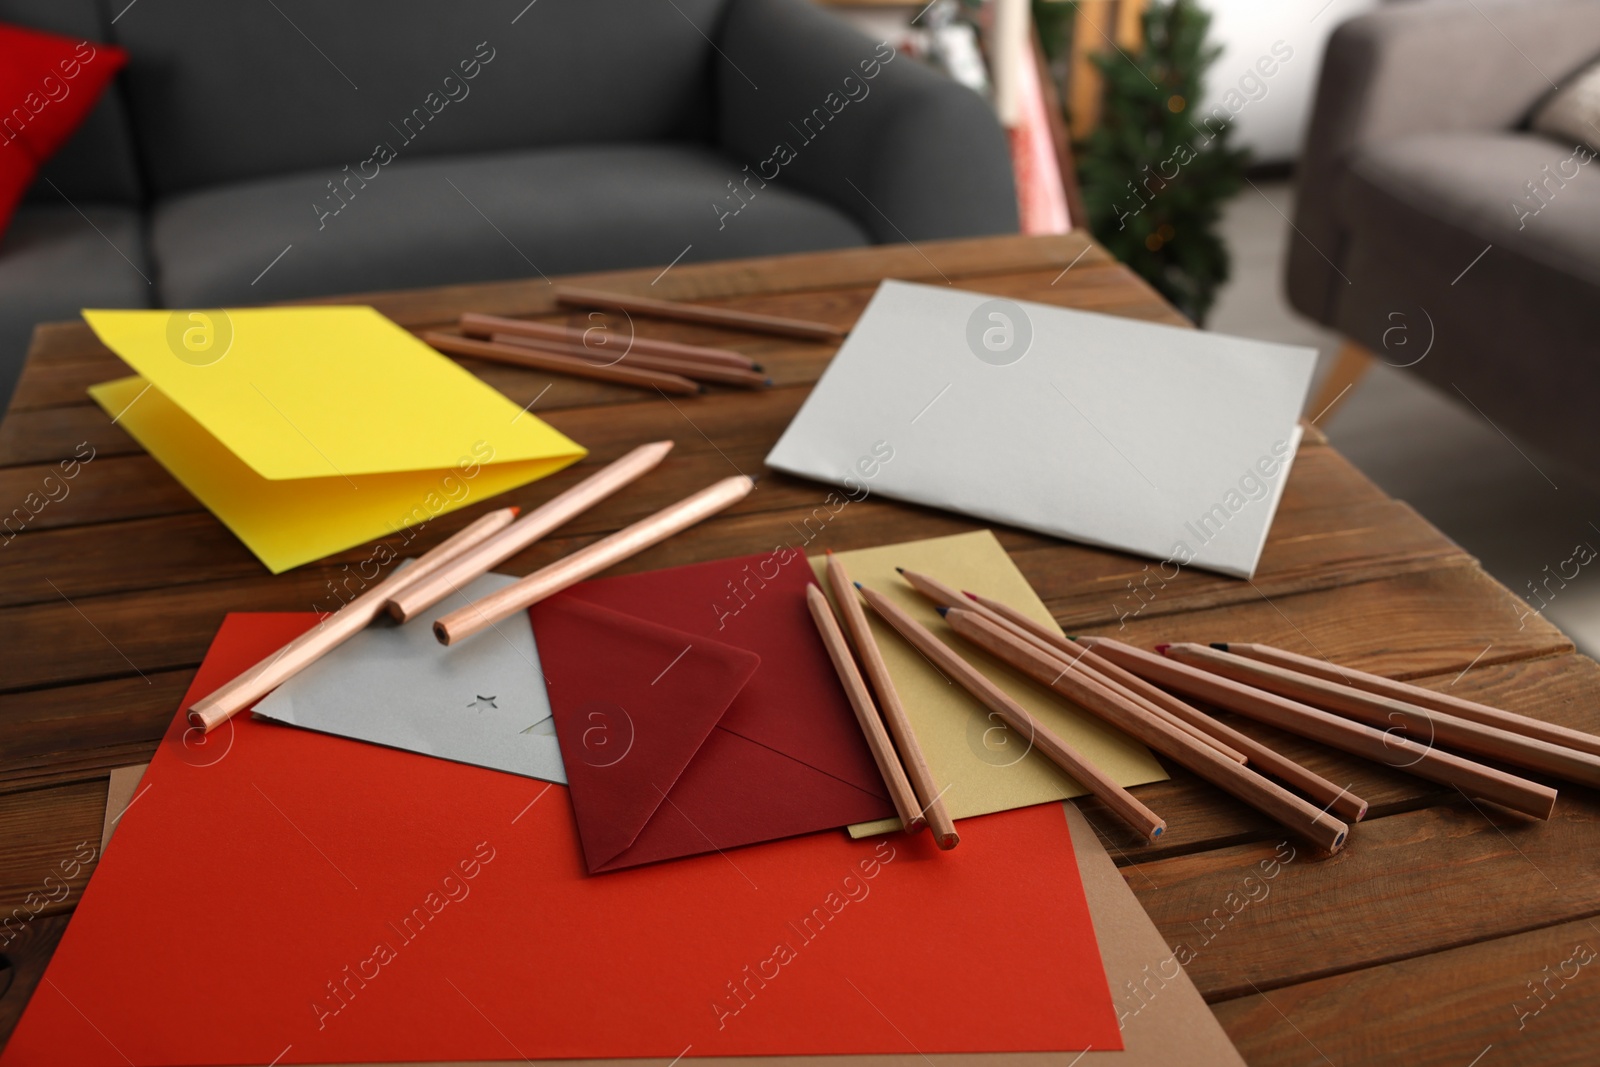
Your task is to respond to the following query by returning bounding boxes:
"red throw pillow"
[0,23,128,240]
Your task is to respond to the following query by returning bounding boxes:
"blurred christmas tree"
[1049,0,1248,324]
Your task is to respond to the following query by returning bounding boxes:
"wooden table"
[3,234,1597,1064]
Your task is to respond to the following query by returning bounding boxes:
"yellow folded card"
[815,531,1168,837]
[85,307,585,572]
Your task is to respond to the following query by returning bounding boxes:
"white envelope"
[252,569,565,783]
[766,280,1316,577]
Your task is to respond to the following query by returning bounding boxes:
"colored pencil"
[1072,641,1367,821]
[489,334,770,389]
[896,572,1246,764]
[827,556,955,847]
[942,609,1349,852]
[459,312,759,370]
[187,506,520,732]
[959,592,1366,819]
[805,586,926,836]
[1217,640,1600,759]
[1077,636,1557,820]
[433,475,755,645]
[856,586,1165,842]
[1164,642,1600,791]
[423,332,700,395]
[554,285,847,343]
[386,442,675,622]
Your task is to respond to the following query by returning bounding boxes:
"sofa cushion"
[149,142,872,307]
[109,0,731,196]
[0,24,129,240]
[0,0,144,205]
[1340,131,1600,288]
[0,202,151,414]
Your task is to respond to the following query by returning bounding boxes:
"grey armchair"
[1287,0,1600,479]
[0,0,1018,415]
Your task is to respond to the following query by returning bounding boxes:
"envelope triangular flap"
[532,595,760,871]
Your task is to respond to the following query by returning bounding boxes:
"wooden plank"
[1213,915,1600,1066]
[0,453,197,535]
[1024,498,1470,631]
[1128,790,1600,1003]
[0,670,191,769]
[0,779,104,924]
[0,405,133,468]
[0,385,1358,609]
[1082,563,1572,681]
[0,441,1431,620]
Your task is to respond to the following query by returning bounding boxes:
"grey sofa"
[0,0,1018,414]
[1287,0,1600,478]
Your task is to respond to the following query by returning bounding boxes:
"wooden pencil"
[1072,641,1368,821]
[805,586,926,836]
[967,590,1370,819]
[941,609,1349,852]
[1218,640,1600,759]
[433,475,754,645]
[489,334,771,389]
[423,332,700,395]
[187,506,520,732]
[827,556,955,847]
[554,285,847,343]
[387,441,674,622]
[459,312,759,370]
[856,586,1165,842]
[1077,636,1558,820]
[896,571,1247,764]
[1164,642,1600,791]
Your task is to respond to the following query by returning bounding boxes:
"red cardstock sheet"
[0,613,1122,1066]
[530,552,897,872]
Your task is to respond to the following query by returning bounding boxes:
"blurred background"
[4,0,1596,650]
[829,0,1600,657]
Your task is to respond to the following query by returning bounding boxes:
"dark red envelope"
[530,552,897,873]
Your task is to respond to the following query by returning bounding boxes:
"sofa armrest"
[1287,0,1600,322]
[715,0,1018,243]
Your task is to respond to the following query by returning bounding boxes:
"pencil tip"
[825,548,834,556]
[509,506,521,517]
[936,606,949,617]
[763,378,774,386]
[1155,643,1171,654]
[752,363,765,372]
[1210,642,1228,651]
[852,581,863,590]
[962,590,978,600]
[894,566,905,574]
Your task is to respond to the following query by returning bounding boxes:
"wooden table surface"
[3,233,1597,1065]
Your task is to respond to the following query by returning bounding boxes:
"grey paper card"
[252,570,564,783]
[766,280,1316,578]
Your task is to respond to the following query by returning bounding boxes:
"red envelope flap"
[560,552,887,797]
[531,595,760,872]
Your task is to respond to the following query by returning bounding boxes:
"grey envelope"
[766,280,1316,578]
[252,570,564,783]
